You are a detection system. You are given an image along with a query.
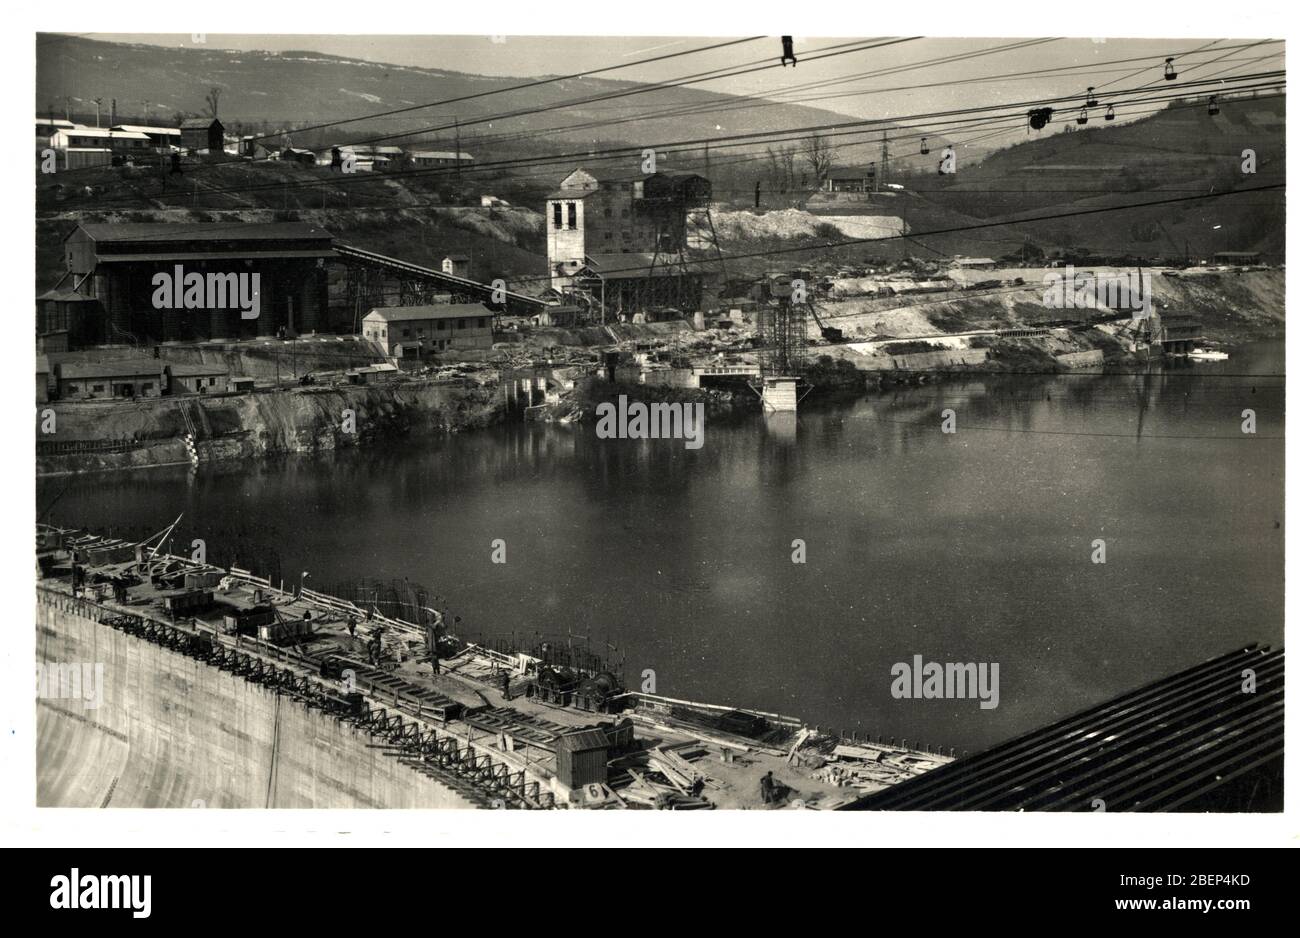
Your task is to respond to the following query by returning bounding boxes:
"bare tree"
[779,145,797,193]
[765,146,783,193]
[204,87,222,119]
[805,134,835,189]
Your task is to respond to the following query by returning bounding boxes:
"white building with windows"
[361,304,495,357]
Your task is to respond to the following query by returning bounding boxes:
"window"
[402,328,411,338]
[92,384,104,393]
[457,319,467,329]
[142,383,153,392]
[477,318,487,328]
[437,321,448,331]
[603,207,612,217]
[566,202,577,229]
[620,208,629,218]
[552,202,563,229]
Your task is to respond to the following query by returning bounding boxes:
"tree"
[765,146,783,194]
[780,145,797,192]
[204,87,222,119]
[805,133,835,189]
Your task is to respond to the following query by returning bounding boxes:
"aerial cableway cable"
[237,35,769,145]
[161,37,918,185]
[82,78,1286,212]
[71,70,1284,209]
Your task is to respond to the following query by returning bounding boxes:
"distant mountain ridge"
[37,35,877,154]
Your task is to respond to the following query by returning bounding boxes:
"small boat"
[1187,347,1230,362]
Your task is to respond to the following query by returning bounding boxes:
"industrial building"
[411,150,474,167]
[165,362,230,394]
[35,117,75,147]
[55,360,166,400]
[109,124,182,150]
[50,127,152,157]
[361,304,495,357]
[41,222,336,346]
[574,253,709,319]
[545,167,721,318]
[1158,314,1203,355]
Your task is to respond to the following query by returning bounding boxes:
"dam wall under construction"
[36,594,476,809]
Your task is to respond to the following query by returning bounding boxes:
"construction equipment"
[807,295,844,343]
[573,671,622,713]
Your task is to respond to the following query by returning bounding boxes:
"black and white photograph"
[4,1,1295,889]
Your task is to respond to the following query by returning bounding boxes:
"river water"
[39,342,1284,753]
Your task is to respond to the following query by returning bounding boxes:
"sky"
[79,34,1282,125]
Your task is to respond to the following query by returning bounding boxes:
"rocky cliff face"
[38,381,503,475]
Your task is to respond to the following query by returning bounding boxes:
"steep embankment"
[37,380,502,475]
[37,593,476,807]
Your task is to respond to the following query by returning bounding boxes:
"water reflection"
[38,343,1285,752]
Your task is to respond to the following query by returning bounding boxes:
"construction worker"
[425,621,440,675]
[499,670,511,701]
[760,771,774,804]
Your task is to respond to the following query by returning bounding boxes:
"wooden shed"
[554,728,610,789]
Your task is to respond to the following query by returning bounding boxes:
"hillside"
[37,35,883,160]
[35,35,1285,287]
[913,93,1286,261]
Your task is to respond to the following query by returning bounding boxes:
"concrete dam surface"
[36,532,946,812]
[37,598,477,809]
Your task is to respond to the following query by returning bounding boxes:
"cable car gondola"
[1077,107,1089,125]
[1086,86,1098,107]
[920,136,929,155]
[1164,57,1178,81]
[1105,104,1116,121]
[1208,95,1220,116]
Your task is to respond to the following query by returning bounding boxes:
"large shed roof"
[842,644,1283,812]
[364,303,493,323]
[73,222,333,244]
[60,360,164,380]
